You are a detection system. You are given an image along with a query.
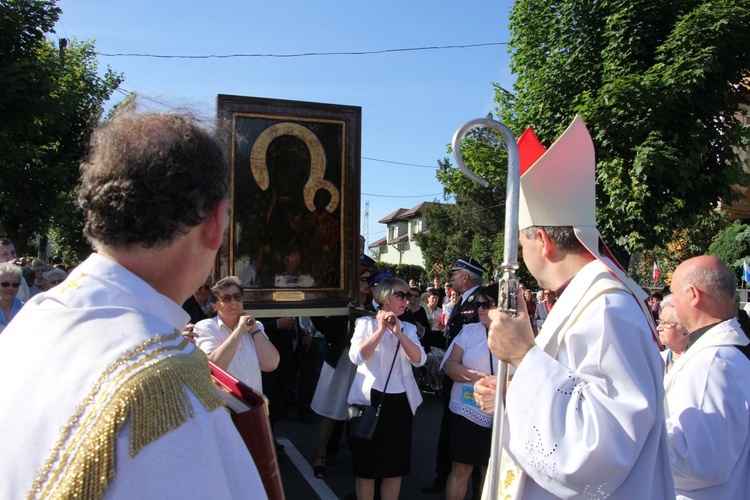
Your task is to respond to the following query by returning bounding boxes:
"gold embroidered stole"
[28,332,224,500]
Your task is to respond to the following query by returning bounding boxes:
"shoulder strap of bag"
[376,340,401,410]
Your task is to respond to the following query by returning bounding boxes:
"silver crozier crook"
[451,118,520,500]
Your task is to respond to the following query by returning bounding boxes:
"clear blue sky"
[53,0,516,250]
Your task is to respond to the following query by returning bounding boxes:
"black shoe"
[313,455,326,479]
[421,480,445,494]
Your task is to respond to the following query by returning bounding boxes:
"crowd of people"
[0,109,749,500]
[0,239,71,334]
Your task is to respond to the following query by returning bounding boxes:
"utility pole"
[363,200,369,254]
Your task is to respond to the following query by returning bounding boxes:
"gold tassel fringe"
[47,349,223,499]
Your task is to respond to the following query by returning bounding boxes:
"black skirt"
[351,389,413,478]
[448,411,492,466]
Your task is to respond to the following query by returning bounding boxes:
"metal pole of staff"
[452,118,520,500]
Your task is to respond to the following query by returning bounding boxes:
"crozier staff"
[347,276,426,500]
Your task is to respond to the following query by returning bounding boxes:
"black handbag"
[348,341,400,440]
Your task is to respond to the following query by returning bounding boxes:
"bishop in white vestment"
[474,116,674,498]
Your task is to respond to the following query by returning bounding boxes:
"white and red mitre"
[517,115,650,306]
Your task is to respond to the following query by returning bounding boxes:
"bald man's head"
[671,255,736,331]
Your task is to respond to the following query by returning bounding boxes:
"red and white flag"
[653,262,660,282]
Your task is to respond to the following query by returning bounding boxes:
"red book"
[210,362,285,500]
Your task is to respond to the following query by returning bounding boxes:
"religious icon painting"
[216,95,362,313]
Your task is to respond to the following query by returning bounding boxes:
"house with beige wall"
[368,202,433,267]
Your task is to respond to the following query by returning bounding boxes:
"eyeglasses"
[392,291,415,300]
[543,292,550,296]
[656,319,678,329]
[217,293,243,303]
[478,302,496,310]
[0,282,20,288]
[198,284,211,292]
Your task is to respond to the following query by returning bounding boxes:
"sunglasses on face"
[0,282,20,288]
[478,301,497,310]
[217,293,243,303]
[655,319,677,329]
[392,291,416,300]
[360,276,370,283]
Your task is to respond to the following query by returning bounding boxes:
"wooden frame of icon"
[216,94,361,316]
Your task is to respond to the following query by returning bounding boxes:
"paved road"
[273,390,466,499]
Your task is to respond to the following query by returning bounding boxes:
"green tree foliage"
[632,209,729,285]
[495,0,750,253]
[369,262,427,288]
[416,123,505,281]
[708,219,750,278]
[0,0,122,255]
[416,143,535,287]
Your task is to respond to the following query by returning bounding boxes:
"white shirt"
[0,253,265,499]
[442,322,496,428]
[348,317,426,415]
[194,316,267,392]
[426,305,443,329]
[664,318,750,499]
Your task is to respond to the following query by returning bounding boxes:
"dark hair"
[21,266,35,285]
[78,112,229,249]
[0,238,12,247]
[521,226,587,254]
[210,276,243,301]
[478,285,499,305]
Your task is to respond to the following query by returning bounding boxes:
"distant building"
[368,202,433,267]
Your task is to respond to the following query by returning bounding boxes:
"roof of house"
[388,233,409,245]
[368,236,387,249]
[377,201,434,223]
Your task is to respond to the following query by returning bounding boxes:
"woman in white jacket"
[347,276,427,500]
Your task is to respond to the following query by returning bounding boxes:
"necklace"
[667,350,675,366]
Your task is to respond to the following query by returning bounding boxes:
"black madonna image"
[216,95,361,307]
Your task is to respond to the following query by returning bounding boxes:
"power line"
[114,87,174,110]
[109,89,450,198]
[97,42,507,59]
[362,192,444,198]
[363,156,438,169]
[428,202,505,222]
